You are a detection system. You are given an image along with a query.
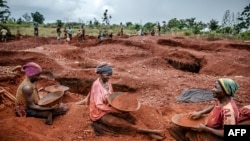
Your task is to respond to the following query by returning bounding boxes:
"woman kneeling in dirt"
[77,62,165,140]
[15,62,68,125]
[168,78,250,141]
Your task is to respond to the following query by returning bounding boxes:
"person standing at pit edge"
[33,22,39,37]
[157,22,161,36]
[67,26,73,41]
[56,25,61,40]
[81,24,85,41]
[120,22,124,37]
[0,28,8,42]
[15,62,68,125]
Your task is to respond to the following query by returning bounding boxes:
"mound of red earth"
[0,35,249,141]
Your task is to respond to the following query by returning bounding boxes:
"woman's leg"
[44,112,53,125]
[136,128,164,136]
[52,103,69,116]
[98,113,165,139]
[27,109,54,125]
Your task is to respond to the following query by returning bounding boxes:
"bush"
[237,30,250,40]
[184,31,191,36]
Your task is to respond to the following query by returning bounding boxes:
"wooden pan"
[107,92,141,112]
[171,113,208,128]
[38,91,64,107]
[44,85,69,93]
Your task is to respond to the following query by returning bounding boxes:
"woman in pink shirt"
[88,62,165,140]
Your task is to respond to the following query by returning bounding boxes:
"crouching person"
[168,78,240,141]
[87,62,165,140]
[15,62,68,125]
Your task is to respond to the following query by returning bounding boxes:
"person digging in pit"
[168,78,242,141]
[76,62,165,140]
[15,62,68,125]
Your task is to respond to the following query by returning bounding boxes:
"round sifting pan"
[108,92,141,112]
[171,113,208,128]
[38,91,64,107]
[45,85,69,93]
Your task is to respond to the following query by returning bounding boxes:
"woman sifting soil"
[78,62,165,140]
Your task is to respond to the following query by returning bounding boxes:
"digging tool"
[0,87,17,103]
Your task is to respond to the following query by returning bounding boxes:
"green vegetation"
[1,1,250,40]
[0,0,10,22]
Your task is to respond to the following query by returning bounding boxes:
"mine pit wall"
[56,77,137,94]
[164,58,202,73]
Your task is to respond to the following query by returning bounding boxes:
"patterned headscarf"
[218,78,239,96]
[22,62,42,77]
[95,62,112,74]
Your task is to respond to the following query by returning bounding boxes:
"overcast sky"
[7,0,250,25]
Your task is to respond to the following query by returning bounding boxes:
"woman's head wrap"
[218,78,239,96]
[22,62,42,77]
[95,62,112,74]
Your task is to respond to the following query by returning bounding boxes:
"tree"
[232,12,242,34]
[208,19,219,31]
[88,20,93,28]
[102,9,111,25]
[22,12,31,22]
[93,18,100,27]
[31,11,45,24]
[125,22,133,30]
[162,21,167,33]
[178,19,187,29]
[237,3,250,30]
[222,10,231,27]
[185,18,196,28]
[193,21,206,34]
[56,20,63,27]
[167,18,181,30]
[16,17,23,24]
[126,22,133,27]
[143,22,155,32]
[0,0,10,22]
[134,23,141,31]
[100,9,112,36]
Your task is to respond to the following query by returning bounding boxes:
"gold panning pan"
[45,85,69,93]
[38,91,64,107]
[171,113,208,128]
[108,92,141,112]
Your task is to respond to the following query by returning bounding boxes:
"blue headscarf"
[95,63,112,74]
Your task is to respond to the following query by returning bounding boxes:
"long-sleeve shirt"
[89,78,115,121]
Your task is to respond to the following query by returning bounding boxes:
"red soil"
[0,34,249,141]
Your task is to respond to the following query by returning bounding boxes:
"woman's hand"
[193,124,207,132]
[189,111,202,119]
[103,94,110,105]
